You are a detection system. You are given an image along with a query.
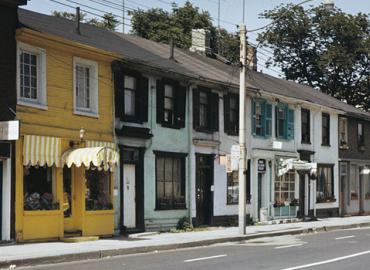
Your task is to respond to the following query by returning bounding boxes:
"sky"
[23,0,370,76]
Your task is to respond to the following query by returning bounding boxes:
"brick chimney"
[190,29,211,55]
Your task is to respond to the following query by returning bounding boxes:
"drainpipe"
[187,84,193,226]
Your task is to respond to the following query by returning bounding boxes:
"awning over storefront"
[86,140,117,150]
[277,158,317,177]
[62,146,119,171]
[23,135,61,167]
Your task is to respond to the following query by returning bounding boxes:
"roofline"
[16,27,121,60]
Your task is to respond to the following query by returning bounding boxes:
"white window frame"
[73,57,99,118]
[17,42,47,110]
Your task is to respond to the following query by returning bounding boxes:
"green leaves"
[258,4,370,111]
[52,10,119,31]
[129,1,239,63]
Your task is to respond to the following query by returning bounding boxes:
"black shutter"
[193,88,200,129]
[137,76,149,123]
[175,85,186,128]
[156,79,164,124]
[209,92,219,131]
[224,94,230,134]
[113,67,124,120]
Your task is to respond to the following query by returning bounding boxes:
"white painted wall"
[2,158,11,241]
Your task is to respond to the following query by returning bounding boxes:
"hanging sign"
[0,120,19,140]
[258,159,266,173]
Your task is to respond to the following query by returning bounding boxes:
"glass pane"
[85,170,112,211]
[164,97,173,110]
[156,157,164,181]
[164,158,173,182]
[200,92,208,104]
[24,166,57,211]
[124,89,135,115]
[165,84,173,97]
[124,75,135,90]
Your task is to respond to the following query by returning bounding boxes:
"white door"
[123,164,136,228]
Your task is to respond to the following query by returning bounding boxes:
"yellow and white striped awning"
[86,140,117,150]
[62,146,119,172]
[23,135,61,167]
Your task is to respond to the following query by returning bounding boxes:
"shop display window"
[85,169,112,210]
[227,171,239,204]
[23,166,58,210]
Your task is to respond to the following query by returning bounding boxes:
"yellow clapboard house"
[15,10,120,241]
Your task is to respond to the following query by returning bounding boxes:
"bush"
[177,216,193,231]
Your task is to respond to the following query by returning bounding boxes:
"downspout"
[187,84,193,225]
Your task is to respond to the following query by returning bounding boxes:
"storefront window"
[317,164,335,202]
[227,171,239,204]
[274,171,295,206]
[350,165,359,200]
[362,170,370,200]
[85,169,112,211]
[24,166,58,210]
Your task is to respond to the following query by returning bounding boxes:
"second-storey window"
[124,75,136,116]
[275,104,294,140]
[252,99,272,137]
[358,122,365,147]
[322,113,330,146]
[156,79,186,128]
[224,94,239,135]
[164,84,174,124]
[193,88,219,132]
[339,117,348,148]
[74,57,98,117]
[301,108,310,143]
[17,42,47,108]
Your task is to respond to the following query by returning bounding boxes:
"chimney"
[75,7,81,34]
[190,29,211,55]
[247,45,257,71]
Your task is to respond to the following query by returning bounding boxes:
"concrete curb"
[1,222,370,269]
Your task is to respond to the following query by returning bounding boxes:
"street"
[17,227,370,270]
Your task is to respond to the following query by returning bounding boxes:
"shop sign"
[230,145,240,171]
[0,120,19,140]
[272,140,283,150]
[258,159,266,173]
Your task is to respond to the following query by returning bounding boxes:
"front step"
[61,236,99,243]
[64,230,82,238]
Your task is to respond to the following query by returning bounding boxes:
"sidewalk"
[1,216,370,268]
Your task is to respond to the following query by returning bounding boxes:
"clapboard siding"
[16,31,114,142]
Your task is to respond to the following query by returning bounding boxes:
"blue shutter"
[265,103,272,137]
[287,108,294,140]
[252,100,256,135]
[261,101,266,136]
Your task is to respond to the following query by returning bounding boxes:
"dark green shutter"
[156,79,164,124]
[261,101,266,136]
[224,94,230,134]
[137,76,149,123]
[252,100,256,135]
[265,103,272,137]
[113,67,124,120]
[175,85,186,128]
[209,92,219,131]
[287,108,294,140]
[193,88,200,129]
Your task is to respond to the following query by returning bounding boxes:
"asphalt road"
[18,227,370,270]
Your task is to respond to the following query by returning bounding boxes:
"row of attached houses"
[1,2,370,241]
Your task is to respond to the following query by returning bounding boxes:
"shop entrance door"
[0,161,3,240]
[63,166,81,235]
[195,154,213,226]
[123,164,136,228]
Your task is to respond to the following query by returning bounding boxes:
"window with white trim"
[17,42,47,108]
[73,57,99,117]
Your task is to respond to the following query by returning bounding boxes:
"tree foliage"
[258,4,370,111]
[129,1,239,62]
[52,11,119,31]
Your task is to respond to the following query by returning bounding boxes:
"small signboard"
[230,145,240,171]
[272,140,283,150]
[0,120,19,141]
[258,159,266,173]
